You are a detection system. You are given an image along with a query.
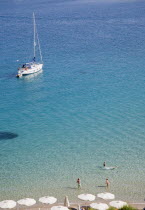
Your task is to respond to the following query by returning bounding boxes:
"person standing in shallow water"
[77,178,81,189]
[106,178,110,188]
[103,162,106,167]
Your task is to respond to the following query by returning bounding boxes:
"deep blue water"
[0,0,145,203]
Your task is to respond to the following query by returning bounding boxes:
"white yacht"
[17,13,43,78]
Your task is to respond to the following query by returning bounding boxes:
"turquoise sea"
[0,0,145,203]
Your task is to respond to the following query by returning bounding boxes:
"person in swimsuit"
[77,178,81,189]
[103,162,106,167]
[106,178,110,188]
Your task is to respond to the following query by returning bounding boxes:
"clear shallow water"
[0,0,145,203]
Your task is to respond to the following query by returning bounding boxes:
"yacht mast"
[33,12,36,60]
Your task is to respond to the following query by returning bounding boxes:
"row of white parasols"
[0,193,127,210]
[78,193,127,210]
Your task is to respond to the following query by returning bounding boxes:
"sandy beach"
[4,200,145,210]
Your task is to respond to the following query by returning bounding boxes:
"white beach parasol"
[39,196,57,204]
[78,194,95,202]
[97,193,115,200]
[51,206,69,210]
[90,203,109,210]
[0,200,16,209]
[109,201,127,208]
[17,198,36,206]
[64,196,70,207]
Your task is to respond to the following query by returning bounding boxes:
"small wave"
[103,166,116,170]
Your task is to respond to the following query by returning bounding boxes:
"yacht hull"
[17,64,43,77]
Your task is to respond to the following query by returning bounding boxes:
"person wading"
[106,178,110,188]
[77,178,81,189]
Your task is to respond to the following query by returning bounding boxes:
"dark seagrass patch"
[0,132,18,140]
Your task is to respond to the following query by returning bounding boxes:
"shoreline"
[1,191,145,208]
[7,202,145,210]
